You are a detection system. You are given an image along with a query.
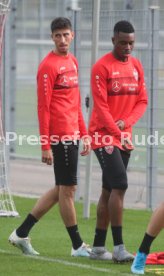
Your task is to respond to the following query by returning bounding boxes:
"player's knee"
[101,188,111,200]
[97,202,107,219]
[60,185,76,198]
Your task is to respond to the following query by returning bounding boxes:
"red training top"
[89,52,148,150]
[37,51,87,150]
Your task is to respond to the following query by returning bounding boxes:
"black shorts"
[94,146,130,192]
[51,141,79,186]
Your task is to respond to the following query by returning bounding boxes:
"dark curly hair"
[114,20,135,34]
[51,17,72,33]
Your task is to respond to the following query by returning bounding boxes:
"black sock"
[66,225,83,250]
[93,228,107,247]
[16,213,38,238]
[139,233,156,255]
[111,226,123,246]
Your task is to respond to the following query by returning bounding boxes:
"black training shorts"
[94,146,130,192]
[51,141,79,186]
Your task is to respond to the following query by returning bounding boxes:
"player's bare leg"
[58,185,77,226]
[8,186,59,255]
[109,189,134,262]
[59,185,91,257]
[96,188,111,229]
[31,186,59,220]
[90,188,112,260]
[108,189,125,226]
[131,202,164,274]
[146,202,164,236]
[91,188,134,261]
[91,188,125,259]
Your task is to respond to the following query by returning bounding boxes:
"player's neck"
[53,49,69,57]
[112,51,128,62]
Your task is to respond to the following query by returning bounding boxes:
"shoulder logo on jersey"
[112,81,121,92]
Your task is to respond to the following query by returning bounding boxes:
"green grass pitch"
[0,196,164,275]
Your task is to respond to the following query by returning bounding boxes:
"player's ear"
[112,36,115,45]
[71,31,74,40]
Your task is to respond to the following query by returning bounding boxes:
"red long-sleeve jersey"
[37,51,87,150]
[89,52,148,150]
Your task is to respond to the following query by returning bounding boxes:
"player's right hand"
[116,119,125,130]
[122,137,134,152]
[42,149,53,165]
[80,136,91,156]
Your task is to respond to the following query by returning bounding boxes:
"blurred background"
[2,0,164,214]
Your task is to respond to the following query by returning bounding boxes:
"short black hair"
[114,20,135,34]
[51,17,72,33]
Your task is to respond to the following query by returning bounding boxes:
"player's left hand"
[80,137,91,156]
[116,119,125,130]
[42,149,53,165]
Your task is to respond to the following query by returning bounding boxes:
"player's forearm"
[123,101,147,128]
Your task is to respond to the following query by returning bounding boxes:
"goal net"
[0,0,19,216]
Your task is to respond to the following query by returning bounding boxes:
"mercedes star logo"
[112,81,121,92]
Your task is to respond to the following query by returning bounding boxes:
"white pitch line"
[0,249,132,276]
